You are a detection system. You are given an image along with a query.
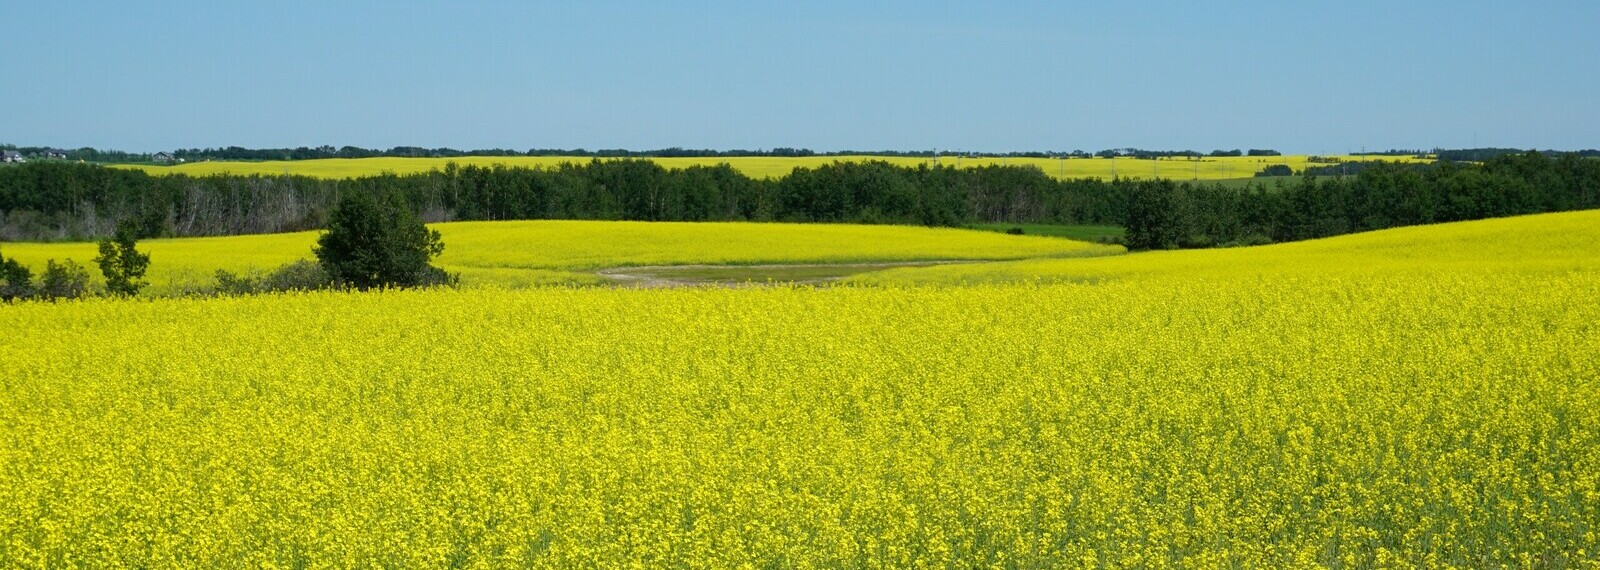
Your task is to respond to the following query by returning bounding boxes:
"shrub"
[0,249,36,301]
[37,259,90,301]
[212,269,259,296]
[1255,164,1294,177]
[260,260,334,292]
[314,190,446,289]
[214,260,336,296]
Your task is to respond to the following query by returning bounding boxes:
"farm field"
[0,221,1120,293]
[2,211,1597,566]
[852,209,1600,286]
[111,154,1432,181]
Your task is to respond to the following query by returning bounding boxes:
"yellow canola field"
[0,221,1119,293]
[1,212,1597,567]
[112,154,1431,181]
[854,209,1600,285]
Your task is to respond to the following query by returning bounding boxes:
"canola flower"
[110,154,1432,181]
[1,212,1597,567]
[850,209,1600,286]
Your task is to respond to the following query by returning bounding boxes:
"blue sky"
[2,1,1596,153]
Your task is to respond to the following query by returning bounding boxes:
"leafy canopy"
[95,222,150,297]
[314,190,445,289]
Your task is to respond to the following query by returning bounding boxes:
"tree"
[314,190,446,289]
[1122,180,1199,250]
[1256,164,1294,177]
[95,222,150,296]
[0,247,35,301]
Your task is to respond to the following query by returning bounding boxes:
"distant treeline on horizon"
[4,143,1596,164]
[4,144,1288,162]
[1,152,1595,253]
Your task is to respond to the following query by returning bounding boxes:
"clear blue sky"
[3,1,1597,153]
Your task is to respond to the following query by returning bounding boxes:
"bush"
[212,269,259,296]
[0,249,36,301]
[37,259,90,301]
[1005,227,1025,235]
[314,190,446,289]
[214,260,336,296]
[261,260,334,291]
[1255,164,1295,177]
[0,248,93,302]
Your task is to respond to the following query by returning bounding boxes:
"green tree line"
[1124,152,1600,249]
[5,143,1293,162]
[0,160,1124,240]
[1,153,1596,251]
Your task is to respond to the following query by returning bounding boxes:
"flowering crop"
[1,212,1596,567]
[112,154,1433,181]
[851,209,1600,286]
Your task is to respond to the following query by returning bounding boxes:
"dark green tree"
[314,190,446,289]
[1256,164,1294,177]
[95,222,150,296]
[0,247,36,301]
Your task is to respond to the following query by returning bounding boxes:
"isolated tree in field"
[95,222,150,296]
[314,190,446,289]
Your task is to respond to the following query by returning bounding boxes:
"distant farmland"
[112,154,1432,181]
[1,221,1118,293]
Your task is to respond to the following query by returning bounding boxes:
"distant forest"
[1,152,1595,250]
[6,142,1599,164]
[1122,152,1599,249]
[6,142,1600,165]
[3,143,1273,162]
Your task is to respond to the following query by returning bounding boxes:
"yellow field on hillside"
[0,221,1120,293]
[851,209,1600,286]
[2,212,1596,566]
[112,154,1431,181]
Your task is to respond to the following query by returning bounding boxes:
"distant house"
[1,150,23,163]
[153,152,175,163]
[43,148,69,159]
